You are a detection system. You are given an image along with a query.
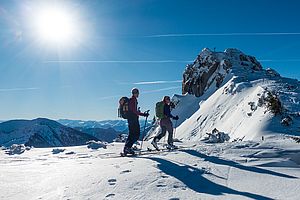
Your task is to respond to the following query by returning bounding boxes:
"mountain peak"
[176,48,300,141]
[183,48,264,97]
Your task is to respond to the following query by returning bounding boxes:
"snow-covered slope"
[176,48,300,141]
[0,118,98,147]
[1,137,300,200]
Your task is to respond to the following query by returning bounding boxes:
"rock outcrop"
[182,48,262,97]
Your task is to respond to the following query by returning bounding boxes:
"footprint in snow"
[120,169,131,174]
[156,184,167,188]
[105,193,115,198]
[108,179,117,185]
[169,198,180,200]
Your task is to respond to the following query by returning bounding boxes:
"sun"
[33,5,79,46]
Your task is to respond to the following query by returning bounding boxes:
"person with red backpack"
[122,88,149,156]
[151,96,179,150]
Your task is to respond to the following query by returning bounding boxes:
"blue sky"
[0,0,300,120]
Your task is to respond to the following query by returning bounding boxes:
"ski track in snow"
[1,138,300,200]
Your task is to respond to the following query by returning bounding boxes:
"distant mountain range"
[57,119,153,133]
[74,127,120,143]
[0,118,98,147]
[0,118,154,148]
[57,119,129,132]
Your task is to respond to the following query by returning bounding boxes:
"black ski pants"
[125,116,140,148]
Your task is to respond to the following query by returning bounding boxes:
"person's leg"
[151,125,166,150]
[155,122,167,141]
[132,118,140,144]
[125,118,136,148]
[165,119,174,145]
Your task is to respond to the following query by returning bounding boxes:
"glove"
[173,115,179,120]
[143,112,150,117]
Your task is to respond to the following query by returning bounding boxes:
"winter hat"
[131,88,139,95]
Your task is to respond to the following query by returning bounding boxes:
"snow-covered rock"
[52,148,65,154]
[182,48,262,97]
[6,144,28,155]
[87,140,107,149]
[266,68,281,77]
[202,128,230,143]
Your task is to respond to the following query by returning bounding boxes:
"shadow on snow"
[143,149,298,199]
[182,149,297,179]
[146,156,272,200]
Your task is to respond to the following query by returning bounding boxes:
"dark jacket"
[164,104,174,119]
[128,96,144,117]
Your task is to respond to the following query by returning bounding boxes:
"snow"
[1,137,300,200]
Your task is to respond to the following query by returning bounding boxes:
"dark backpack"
[118,97,130,119]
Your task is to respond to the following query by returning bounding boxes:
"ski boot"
[151,138,160,151]
[121,146,136,157]
[166,143,178,150]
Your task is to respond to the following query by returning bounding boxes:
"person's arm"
[129,98,144,116]
[164,105,174,118]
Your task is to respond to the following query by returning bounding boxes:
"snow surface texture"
[173,48,299,141]
[1,138,300,200]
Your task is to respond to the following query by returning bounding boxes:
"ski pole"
[140,110,150,152]
[173,119,178,139]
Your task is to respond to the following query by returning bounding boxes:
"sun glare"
[33,5,79,46]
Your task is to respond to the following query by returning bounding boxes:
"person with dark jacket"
[151,96,179,150]
[123,88,149,155]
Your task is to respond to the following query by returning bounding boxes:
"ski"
[100,144,196,159]
[120,152,136,157]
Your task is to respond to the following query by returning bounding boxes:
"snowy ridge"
[176,48,300,141]
[0,118,98,147]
